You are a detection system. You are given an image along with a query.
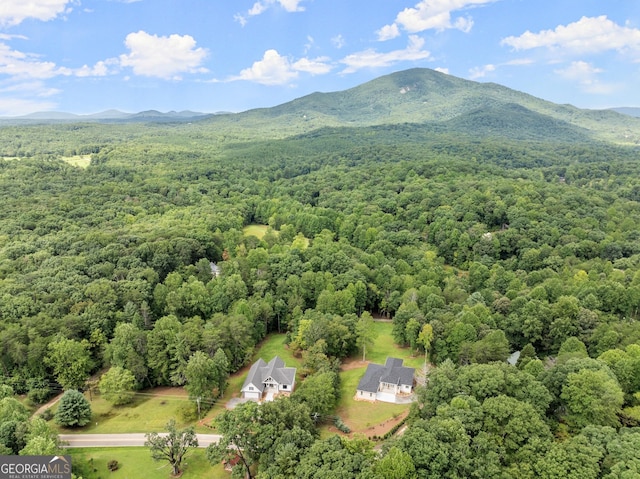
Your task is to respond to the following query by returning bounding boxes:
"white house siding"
[242,391,261,400]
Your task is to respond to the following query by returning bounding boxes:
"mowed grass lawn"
[69,447,227,479]
[55,388,197,434]
[333,321,423,434]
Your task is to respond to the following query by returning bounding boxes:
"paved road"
[60,433,222,448]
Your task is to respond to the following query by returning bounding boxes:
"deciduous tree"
[145,419,198,477]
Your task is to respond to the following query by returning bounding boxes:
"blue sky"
[0,0,639,116]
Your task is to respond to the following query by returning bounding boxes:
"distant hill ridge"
[2,109,211,122]
[2,68,639,144]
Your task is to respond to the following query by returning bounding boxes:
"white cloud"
[119,31,208,80]
[331,34,345,49]
[554,60,615,95]
[340,35,431,73]
[0,34,28,41]
[468,63,495,79]
[377,24,400,41]
[380,0,498,39]
[236,0,305,24]
[76,59,118,77]
[0,42,72,79]
[434,67,449,74]
[237,50,298,85]
[0,80,60,116]
[0,0,74,27]
[233,49,332,85]
[293,56,332,75]
[501,16,640,58]
[303,35,314,55]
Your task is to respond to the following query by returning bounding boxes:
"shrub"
[334,416,351,433]
[178,401,198,422]
[107,460,119,472]
[39,408,54,421]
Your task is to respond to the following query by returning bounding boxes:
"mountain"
[2,68,639,144]
[0,109,210,124]
[610,107,640,118]
[218,68,640,145]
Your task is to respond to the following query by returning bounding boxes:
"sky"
[0,0,639,116]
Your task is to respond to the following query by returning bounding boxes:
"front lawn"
[330,321,423,435]
[70,447,224,479]
[54,387,196,434]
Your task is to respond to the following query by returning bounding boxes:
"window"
[282,385,287,389]
[249,386,253,390]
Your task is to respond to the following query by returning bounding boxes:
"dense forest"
[1,69,640,477]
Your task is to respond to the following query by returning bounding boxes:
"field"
[69,447,226,479]
[61,154,91,168]
[55,387,200,435]
[242,224,270,239]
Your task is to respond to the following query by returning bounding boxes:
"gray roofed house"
[241,356,296,402]
[356,357,415,403]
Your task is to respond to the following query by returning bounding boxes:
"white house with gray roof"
[241,356,296,401]
[356,357,414,403]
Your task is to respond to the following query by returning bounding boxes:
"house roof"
[357,357,414,393]
[241,356,296,392]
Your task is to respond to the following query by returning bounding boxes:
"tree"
[211,348,230,398]
[98,367,136,406]
[560,369,624,430]
[355,312,377,361]
[145,419,198,477]
[107,322,148,387]
[184,351,216,417]
[471,329,510,364]
[370,446,417,479]
[292,371,339,416]
[297,435,375,479]
[417,323,434,371]
[405,318,422,352]
[0,397,30,453]
[55,390,92,427]
[46,338,94,390]
[207,401,260,479]
[19,418,60,456]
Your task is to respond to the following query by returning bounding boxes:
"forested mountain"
[224,68,640,144]
[1,68,640,477]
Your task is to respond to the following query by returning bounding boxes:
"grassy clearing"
[60,154,92,168]
[251,333,301,367]
[335,369,408,433]
[331,321,422,434]
[55,388,195,435]
[365,321,424,369]
[69,447,226,479]
[243,224,270,239]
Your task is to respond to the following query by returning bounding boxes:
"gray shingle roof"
[241,356,296,392]
[357,357,414,393]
